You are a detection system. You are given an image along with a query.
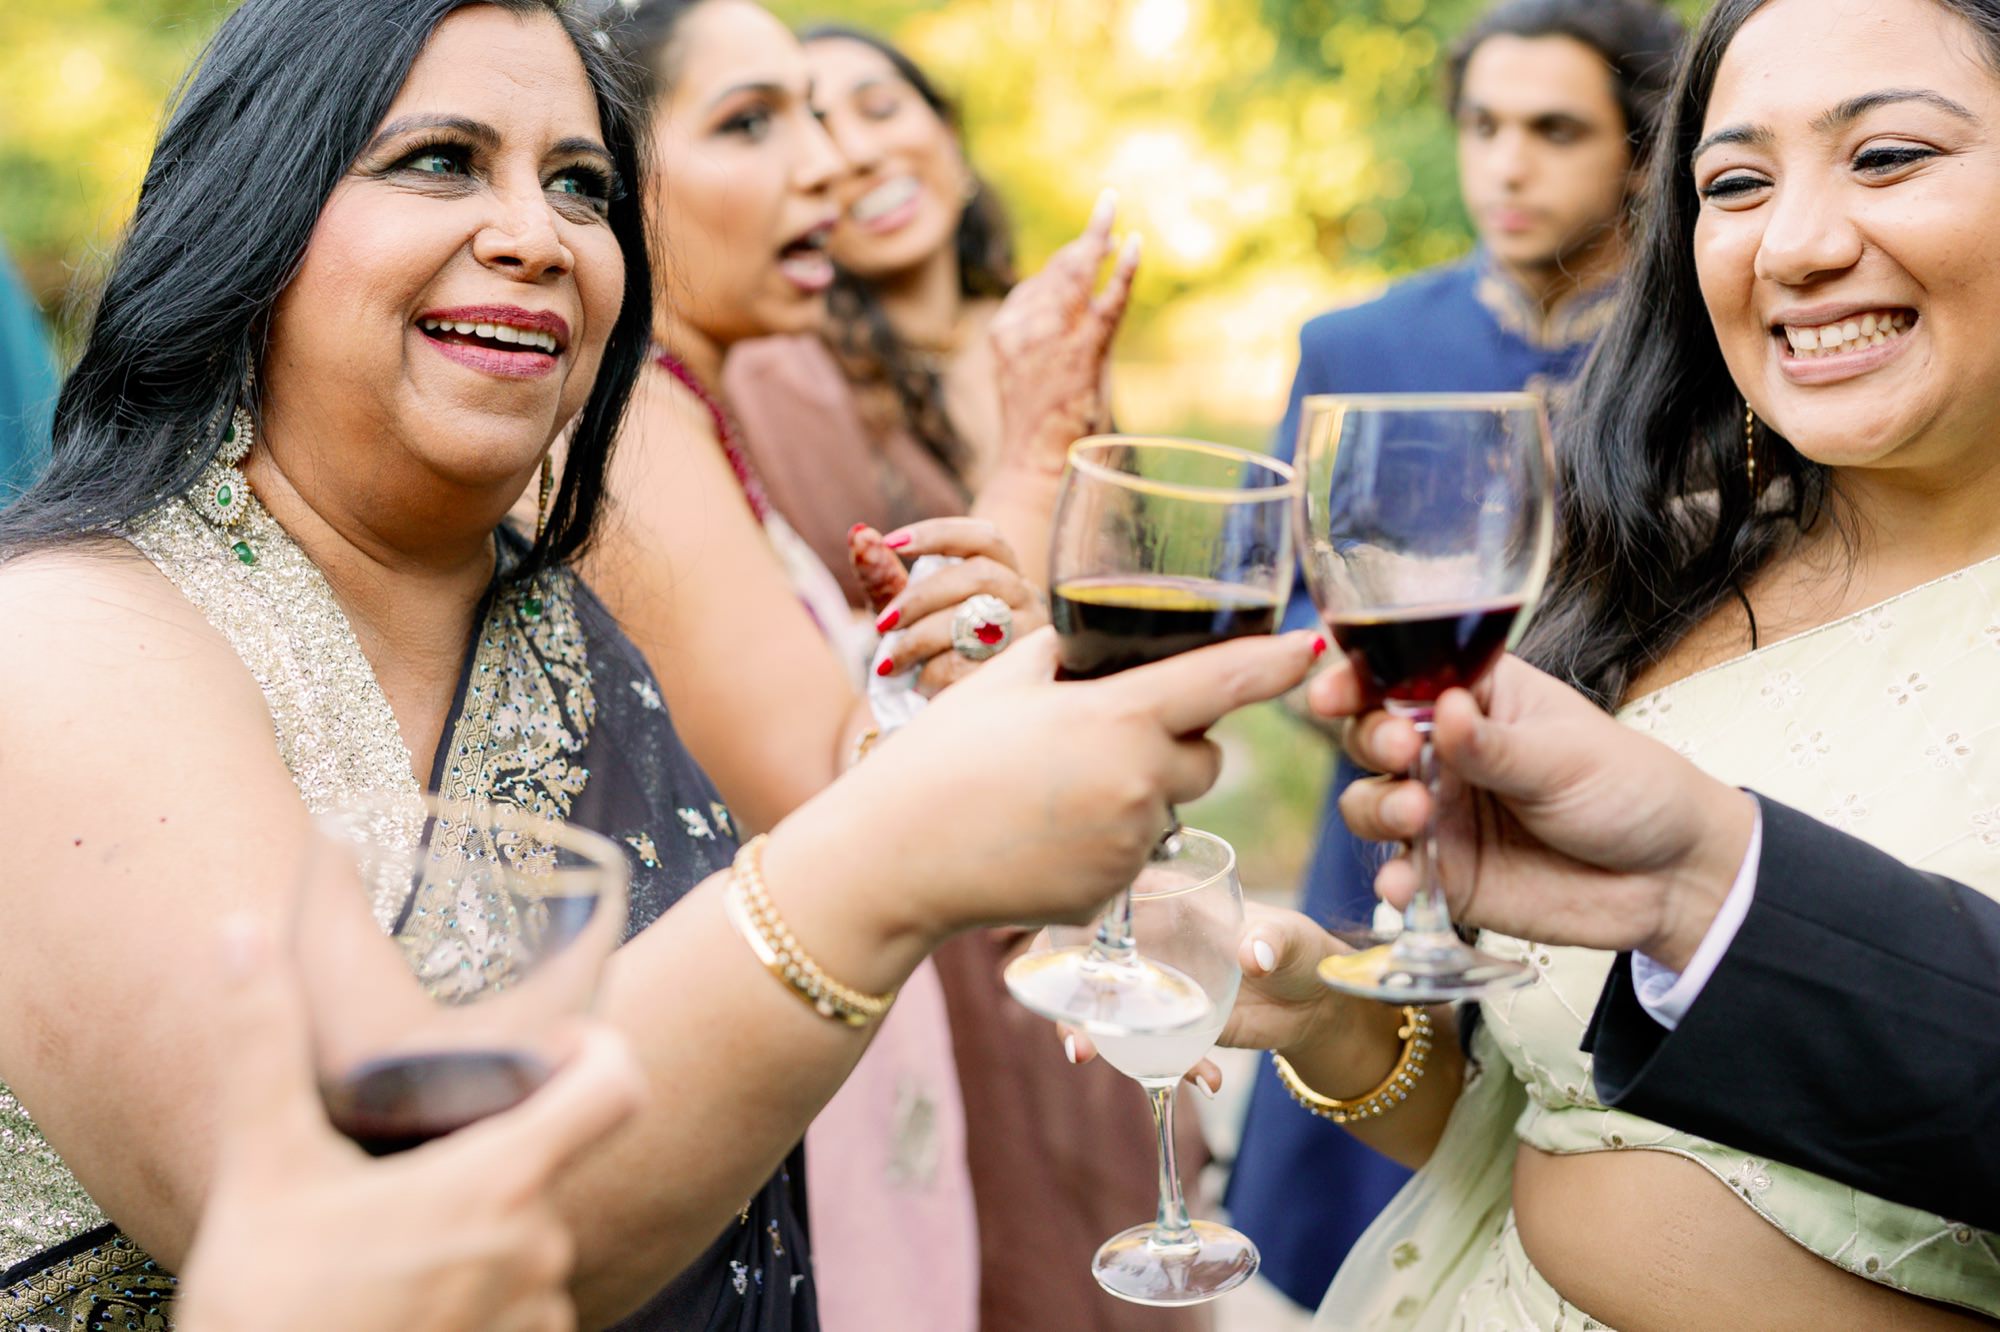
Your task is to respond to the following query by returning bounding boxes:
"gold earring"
[1744,400,1758,496]
[534,454,555,542]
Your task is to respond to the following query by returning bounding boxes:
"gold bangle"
[725,834,896,1028]
[1272,1006,1432,1124]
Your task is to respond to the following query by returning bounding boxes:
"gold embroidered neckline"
[124,494,419,813]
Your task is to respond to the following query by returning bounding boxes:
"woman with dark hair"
[721,25,1032,607]
[579,6,1153,1329]
[0,1,1318,1328]
[1155,0,2000,1325]
[712,27,1204,1332]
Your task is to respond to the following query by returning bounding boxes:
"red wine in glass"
[1053,576,1283,681]
[1005,436,1297,1037]
[1326,599,1524,706]
[323,1049,551,1156]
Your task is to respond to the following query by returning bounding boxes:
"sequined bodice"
[1480,556,2000,1313]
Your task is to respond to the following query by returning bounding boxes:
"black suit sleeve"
[1583,794,2000,1231]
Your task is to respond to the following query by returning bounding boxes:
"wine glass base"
[1092,1220,1260,1306]
[1003,946,1213,1037]
[1316,942,1533,1004]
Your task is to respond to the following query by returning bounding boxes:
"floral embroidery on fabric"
[625,832,662,869]
[678,807,715,840]
[436,570,595,825]
[710,802,736,840]
[630,678,664,711]
[1887,671,1931,706]
[1824,793,1870,830]
[1759,670,1802,711]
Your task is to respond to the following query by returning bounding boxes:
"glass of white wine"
[1039,827,1257,1306]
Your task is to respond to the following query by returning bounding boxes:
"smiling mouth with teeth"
[1779,310,1916,358]
[418,317,561,355]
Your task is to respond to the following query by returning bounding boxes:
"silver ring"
[950,594,1013,661]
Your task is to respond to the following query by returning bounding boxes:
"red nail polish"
[876,658,895,677]
[849,522,868,538]
[876,608,900,633]
[883,532,912,550]
[1311,635,1328,659]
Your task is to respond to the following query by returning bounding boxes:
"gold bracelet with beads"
[1271,1006,1432,1124]
[724,834,896,1028]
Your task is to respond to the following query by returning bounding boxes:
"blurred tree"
[2,0,1708,412]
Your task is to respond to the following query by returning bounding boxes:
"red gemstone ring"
[950,594,1014,661]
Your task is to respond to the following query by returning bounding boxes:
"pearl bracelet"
[1271,1006,1432,1124]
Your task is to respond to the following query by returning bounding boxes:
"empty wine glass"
[1039,828,1258,1306]
[296,793,629,1154]
[1294,392,1554,1003]
[1005,436,1295,1037]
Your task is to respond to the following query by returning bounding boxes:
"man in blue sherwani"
[1225,0,1688,1312]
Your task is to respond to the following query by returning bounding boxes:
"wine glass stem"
[1143,1080,1197,1247]
[1397,725,1459,951]
[1090,889,1138,965]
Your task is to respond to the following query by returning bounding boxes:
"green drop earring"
[194,401,259,565]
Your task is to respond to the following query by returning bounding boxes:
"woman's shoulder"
[0,539,270,750]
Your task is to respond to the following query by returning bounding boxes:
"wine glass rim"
[315,793,632,896]
[1130,827,1238,900]
[1299,391,1545,413]
[1067,435,1298,502]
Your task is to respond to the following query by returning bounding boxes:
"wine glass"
[296,793,629,1154]
[1294,392,1554,1003]
[1036,828,1257,1305]
[1004,435,1296,1037]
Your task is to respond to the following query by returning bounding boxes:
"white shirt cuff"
[1631,806,1762,1031]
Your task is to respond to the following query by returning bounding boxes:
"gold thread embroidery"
[0,1230,175,1328]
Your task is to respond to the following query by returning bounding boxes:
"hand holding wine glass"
[1003,435,1299,1037]
[1295,392,1555,1003]
[295,795,629,1155]
[1325,653,1759,971]
[1036,829,1260,1306]
[176,916,644,1332]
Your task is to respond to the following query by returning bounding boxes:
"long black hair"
[801,24,1017,490]
[1520,0,2000,707]
[0,0,653,580]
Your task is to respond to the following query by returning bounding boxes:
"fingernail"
[848,522,868,538]
[875,608,900,633]
[1064,1034,1078,1064]
[1310,635,1328,660]
[1091,187,1117,227]
[876,658,896,677]
[1194,1074,1218,1100]
[1251,938,1277,973]
[883,532,912,550]
[1121,233,1143,263]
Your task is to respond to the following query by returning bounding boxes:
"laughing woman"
[581,5,1141,1328]
[721,26,1021,606]
[1203,0,2000,1327]
[0,2,1316,1329]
